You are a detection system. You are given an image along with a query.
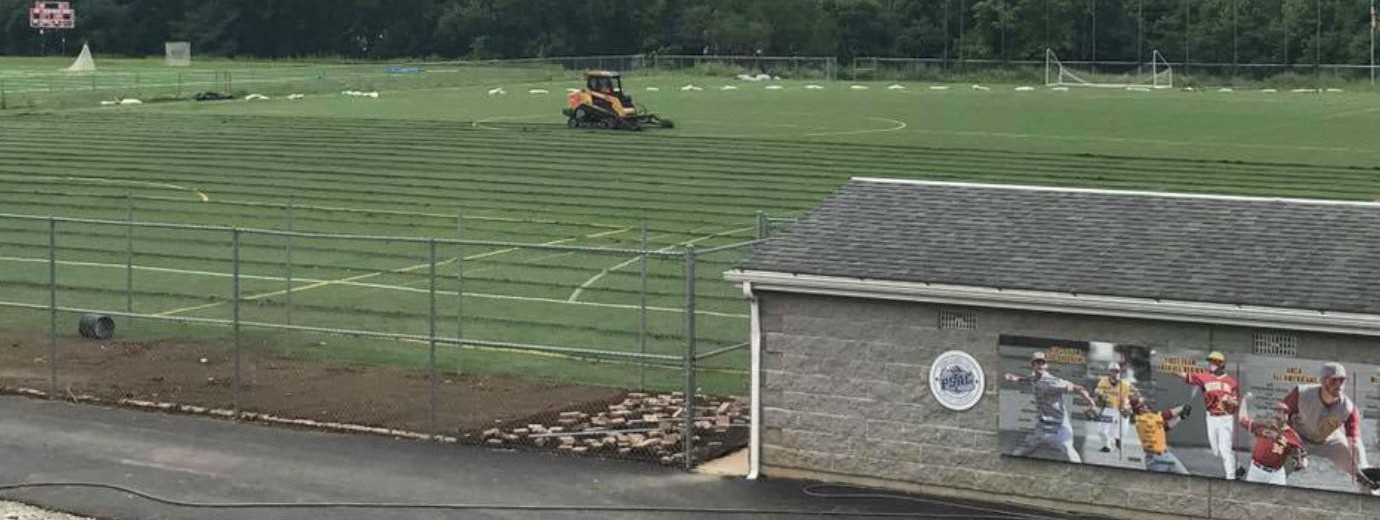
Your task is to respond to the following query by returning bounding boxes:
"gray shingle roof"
[740,179,1380,315]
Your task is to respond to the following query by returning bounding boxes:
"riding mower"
[563,70,673,131]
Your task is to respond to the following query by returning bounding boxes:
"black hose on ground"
[77,314,114,340]
[0,481,1062,519]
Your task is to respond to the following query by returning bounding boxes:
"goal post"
[1045,48,1173,89]
[165,42,191,67]
[1149,50,1173,89]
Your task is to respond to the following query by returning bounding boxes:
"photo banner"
[997,336,1152,471]
[999,335,1379,495]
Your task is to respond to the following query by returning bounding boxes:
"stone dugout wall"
[758,291,1380,520]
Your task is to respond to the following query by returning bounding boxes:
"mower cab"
[563,70,672,130]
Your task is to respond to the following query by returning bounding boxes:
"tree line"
[1,0,1375,65]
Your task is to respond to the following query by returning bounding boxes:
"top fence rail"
[0,212,688,257]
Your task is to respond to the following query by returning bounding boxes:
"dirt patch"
[0,329,620,433]
[0,329,748,465]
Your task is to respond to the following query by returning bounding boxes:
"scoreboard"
[29,1,75,30]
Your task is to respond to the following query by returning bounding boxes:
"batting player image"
[1129,395,1191,474]
[1094,362,1137,453]
[1004,351,1099,463]
[1179,351,1240,480]
[1280,363,1373,492]
[1236,393,1307,486]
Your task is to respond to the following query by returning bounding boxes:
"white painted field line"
[152,228,630,316]
[803,117,908,137]
[567,225,755,303]
[0,254,744,319]
[0,173,209,202]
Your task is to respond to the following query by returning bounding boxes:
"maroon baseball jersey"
[1240,415,1304,470]
[1185,371,1239,416]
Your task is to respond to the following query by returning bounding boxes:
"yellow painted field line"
[154,227,630,317]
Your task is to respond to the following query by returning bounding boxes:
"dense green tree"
[0,0,1373,66]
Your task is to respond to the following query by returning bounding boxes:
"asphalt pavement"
[0,396,1086,520]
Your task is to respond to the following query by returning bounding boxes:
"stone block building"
[727,178,1380,520]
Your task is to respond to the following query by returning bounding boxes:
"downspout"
[743,281,762,480]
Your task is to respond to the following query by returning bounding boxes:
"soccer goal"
[165,42,191,67]
[1044,49,1173,89]
[64,43,95,73]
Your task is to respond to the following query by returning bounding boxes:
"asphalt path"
[0,396,1087,520]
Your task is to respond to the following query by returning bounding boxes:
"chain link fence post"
[232,228,242,414]
[463,215,469,344]
[126,190,134,315]
[428,238,439,432]
[638,219,648,390]
[682,245,697,469]
[285,196,295,326]
[48,217,58,399]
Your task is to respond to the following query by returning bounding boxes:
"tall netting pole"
[1315,0,1322,87]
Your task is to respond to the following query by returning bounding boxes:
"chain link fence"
[0,209,782,468]
[848,56,1379,89]
[0,54,845,111]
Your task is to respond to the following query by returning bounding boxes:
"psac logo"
[941,365,977,394]
[930,350,985,411]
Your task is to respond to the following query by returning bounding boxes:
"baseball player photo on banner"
[1152,349,1243,480]
[1000,338,1380,496]
[1243,355,1379,495]
[1364,367,1380,494]
[998,336,1153,470]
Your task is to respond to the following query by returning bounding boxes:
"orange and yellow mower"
[563,70,672,130]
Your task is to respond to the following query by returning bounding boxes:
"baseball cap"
[1207,351,1226,362]
[1320,362,1347,379]
[1031,352,1047,362]
[1107,362,1121,371]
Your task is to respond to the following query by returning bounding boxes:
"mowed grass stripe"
[23,108,1380,173]
[6,114,1378,192]
[5,142,1374,209]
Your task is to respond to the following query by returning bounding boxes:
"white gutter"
[743,281,762,480]
[726,270,1380,337]
[851,177,1380,208]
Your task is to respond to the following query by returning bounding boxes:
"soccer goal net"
[1044,49,1172,89]
[64,43,95,73]
[165,42,191,67]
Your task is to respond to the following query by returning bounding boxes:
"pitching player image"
[1004,351,1099,463]
[1280,363,1374,493]
[1094,362,1137,453]
[1129,395,1191,474]
[1179,351,1240,480]
[1236,393,1307,486]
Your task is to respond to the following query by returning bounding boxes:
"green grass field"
[1,58,1377,395]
